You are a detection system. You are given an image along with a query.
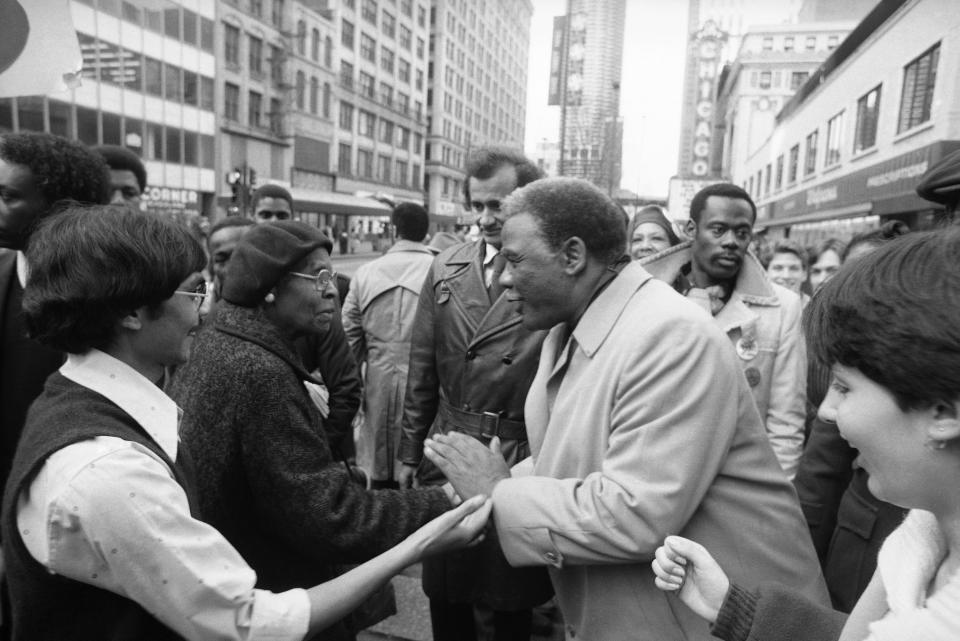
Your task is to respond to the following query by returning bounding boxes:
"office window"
[398,59,410,83]
[379,82,393,106]
[362,0,378,25]
[271,0,284,28]
[414,132,422,154]
[358,148,373,177]
[164,63,182,102]
[359,71,375,98]
[183,130,198,165]
[381,47,394,73]
[342,19,355,49]
[224,23,240,65]
[763,164,771,195]
[183,70,198,106]
[397,91,409,113]
[397,126,410,149]
[805,36,816,51]
[200,17,214,52]
[200,76,214,110]
[182,9,197,45]
[312,28,320,60]
[416,37,424,59]
[359,110,375,136]
[296,71,305,110]
[399,24,411,50]
[415,69,423,90]
[144,57,163,96]
[396,159,408,186]
[249,36,263,74]
[325,36,332,67]
[225,83,240,121]
[854,85,881,153]
[413,162,421,187]
[788,144,799,183]
[417,4,425,27]
[775,154,784,189]
[165,126,181,163]
[270,45,284,84]
[898,42,939,133]
[296,20,306,55]
[378,119,393,143]
[310,76,319,113]
[249,91,262,127]
[790,71,809,91]
[339,101,354,130]
[250,0,263,17]
[383,11,395,38]
[401,0,412,17]
[323,82,331,117]
[762,37,773,51]
[784,36,794,52]
[804,129,818,176]
[164,7,180,39]
[339,143,352,174]
[825,111,843,166]
[340,61,354,89]
[269,97,283,134]
[759,71,771,89]
[378,154,391,182]
[361,33,376,62]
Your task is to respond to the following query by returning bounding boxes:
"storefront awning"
[289,188,393,217]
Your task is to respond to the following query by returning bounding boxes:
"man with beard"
[641,183,806,479]
[397,147,554,640]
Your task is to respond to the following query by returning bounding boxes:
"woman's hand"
[408,494,492,560]
[652,535,730,623]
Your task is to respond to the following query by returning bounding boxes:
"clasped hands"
[424,432,511,501]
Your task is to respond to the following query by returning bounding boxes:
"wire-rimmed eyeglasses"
[289,269,338,292]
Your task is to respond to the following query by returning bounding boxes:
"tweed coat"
[641,241,807,478]
[491,262,828,641]
[168,304,451,638]
[342,240,435,482]
[399,239,553,608]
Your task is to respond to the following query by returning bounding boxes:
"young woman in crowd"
[652,227,960,641]
[2,205,490,641]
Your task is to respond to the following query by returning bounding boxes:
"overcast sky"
[524,0,689,199]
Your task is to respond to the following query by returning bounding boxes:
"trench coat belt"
[436,400,527,441]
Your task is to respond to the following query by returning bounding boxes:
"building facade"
[0,0,218,219]
[425,0,532,226]
[730,0,959,243]
[553,0,625,193]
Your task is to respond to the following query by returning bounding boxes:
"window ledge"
[822,163,842,175]
[851,147,878,163]
[893,121,935,144]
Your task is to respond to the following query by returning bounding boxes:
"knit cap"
[630,206,681,246]
[221,221,332,307]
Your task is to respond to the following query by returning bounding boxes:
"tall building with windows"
[425,0,533,225]
[0,0,218,218]
[553,0,625,193]
[730,0,960,242]
[716,22,855,182]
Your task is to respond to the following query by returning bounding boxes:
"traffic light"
[227,168,242,204]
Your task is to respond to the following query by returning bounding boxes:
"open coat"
[491,262,828,641]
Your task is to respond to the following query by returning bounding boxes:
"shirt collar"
[60,349,180,459]
[16,251,27,288]
[482,242,499,267]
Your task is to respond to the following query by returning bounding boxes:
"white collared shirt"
[16,349,310,641]
[482,242,499,288]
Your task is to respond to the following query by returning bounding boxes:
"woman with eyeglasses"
[168,221,459,640]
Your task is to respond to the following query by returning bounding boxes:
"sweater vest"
[1,372,199,641]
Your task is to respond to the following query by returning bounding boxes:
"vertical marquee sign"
[679,19,728,178]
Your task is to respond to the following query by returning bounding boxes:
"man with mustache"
[397,147,554,640]
[641,183,806,479]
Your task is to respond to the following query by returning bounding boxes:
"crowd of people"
[0,129,959,641]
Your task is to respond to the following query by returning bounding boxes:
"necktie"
[488,252,507,301]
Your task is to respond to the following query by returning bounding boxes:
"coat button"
[465,350,477,360]
[744,367,761,387]
[501,356,513,365]
[544,551,558,563]
[462,404,471,411]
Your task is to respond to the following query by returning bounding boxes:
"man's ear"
[684,219,697,238]
[927,399,960,443]
[118,309,144,332]
[559,236,588,275]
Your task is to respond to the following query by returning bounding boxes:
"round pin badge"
[744,367,762,388]
[736,337,759,361]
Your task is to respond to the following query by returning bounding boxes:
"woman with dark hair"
[2,206,489,641]
[169,222,464,640]
[628,205,680,259]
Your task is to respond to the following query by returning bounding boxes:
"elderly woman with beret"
[628,205,681,260]
[168,221,455,640]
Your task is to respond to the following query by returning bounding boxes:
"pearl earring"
[265,293,275,303]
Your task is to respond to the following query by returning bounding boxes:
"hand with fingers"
[423,432,510,500]
[406,494,494,559]
[652,535,731,623]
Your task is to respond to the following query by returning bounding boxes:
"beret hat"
[629,206,680,247]
[221,221,332,307]
[916,149,960,207]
